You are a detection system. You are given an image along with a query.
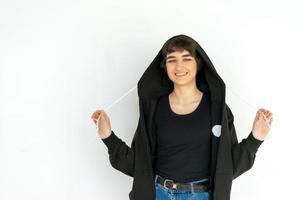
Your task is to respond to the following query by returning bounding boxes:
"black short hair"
[160,35,204,73]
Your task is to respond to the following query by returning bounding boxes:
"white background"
[1,0,299,199]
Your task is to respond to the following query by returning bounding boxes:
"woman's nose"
[175,62,184,70]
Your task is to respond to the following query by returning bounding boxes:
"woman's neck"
[169,84,203,105]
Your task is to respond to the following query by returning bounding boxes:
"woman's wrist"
[100,130,112,139]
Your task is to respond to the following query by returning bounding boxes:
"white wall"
[1,0,299,199]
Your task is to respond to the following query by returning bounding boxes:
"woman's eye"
[167,59,191,63]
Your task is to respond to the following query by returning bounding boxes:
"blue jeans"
[154,174,212,200]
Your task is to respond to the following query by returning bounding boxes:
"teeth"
[175,72,187,76]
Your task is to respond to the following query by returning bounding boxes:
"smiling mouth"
[175,72,188,77]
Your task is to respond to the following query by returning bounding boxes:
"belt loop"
[154,174,158,183]
[190,182,194,193]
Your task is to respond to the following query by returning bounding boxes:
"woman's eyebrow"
[167,54,192,59]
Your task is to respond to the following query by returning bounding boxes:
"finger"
[264,110,269,116]
[91,110,102,119]
[96,114,103,126]
[268,115,273,123]
[259,111,264,120]
[96,117,100,129]
[257,112,261,120]
[260,108,266,112]
[256,111,260,120]
[105,112,111,123]
[261,111,267,118]
[100,113,108,124]
[94,114,101,126]
[91,115,98,122]
[264,111,270,118]
[102,111,109,122]
[264,110,269,115]
[262,115,271,128]
[258,111,263,119]
[92,113,101,121]
[91,113,96,119]
[263,110,269,116]
[266,112,272,119]
[269,117,273,125]
[255,110,260,120]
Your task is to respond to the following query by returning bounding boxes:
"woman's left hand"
[251,108,273,141]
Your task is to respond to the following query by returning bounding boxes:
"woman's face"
[165,49,198,86]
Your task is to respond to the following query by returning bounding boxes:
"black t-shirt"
[153,91,212,182]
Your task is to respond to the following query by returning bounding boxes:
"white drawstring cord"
[105,85,137,111]
[95,84,271,130]
[226,87,272,128]
[96,85,137,130]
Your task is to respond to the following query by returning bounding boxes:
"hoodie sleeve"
[101,123,139,178]
[225,104,264,180]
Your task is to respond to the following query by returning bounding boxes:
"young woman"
[91,35,273,200]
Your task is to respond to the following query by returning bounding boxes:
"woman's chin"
[172,78,196,86]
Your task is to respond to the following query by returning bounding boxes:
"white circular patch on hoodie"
[212,125,222,137]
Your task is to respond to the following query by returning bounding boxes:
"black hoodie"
[101,34,264,200]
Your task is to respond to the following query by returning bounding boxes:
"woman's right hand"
[91,109,112,139]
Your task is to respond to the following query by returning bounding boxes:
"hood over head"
[137,34,226,104]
